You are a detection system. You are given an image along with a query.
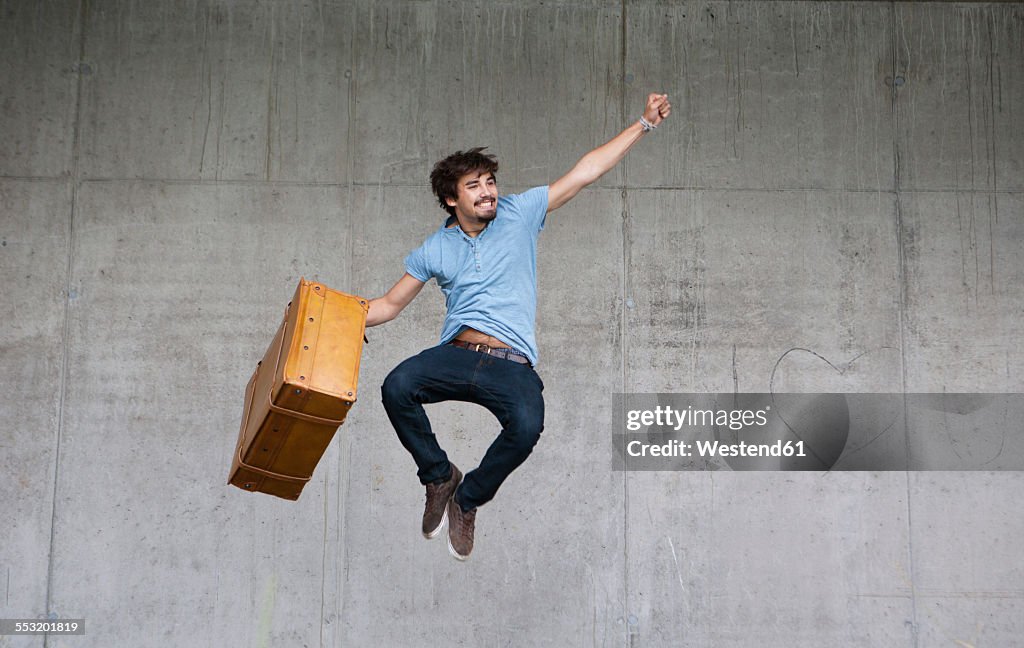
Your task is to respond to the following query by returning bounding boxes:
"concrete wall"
[1,1,1022,646]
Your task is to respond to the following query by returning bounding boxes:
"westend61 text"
[627,439,807,458]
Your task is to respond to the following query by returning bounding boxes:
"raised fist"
[643,93,672,127]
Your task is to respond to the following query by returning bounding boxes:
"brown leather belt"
[449,339,531,365]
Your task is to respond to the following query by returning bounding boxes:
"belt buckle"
[473,343,491,354]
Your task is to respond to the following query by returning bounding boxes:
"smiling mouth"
[476,199,496,209]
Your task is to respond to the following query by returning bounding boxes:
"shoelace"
[454,507,476,540]
[425,482,447,501]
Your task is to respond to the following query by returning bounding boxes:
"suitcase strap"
[267,397,347,427]
[236,453,312,483]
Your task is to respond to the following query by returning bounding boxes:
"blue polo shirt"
[404,186,549,365]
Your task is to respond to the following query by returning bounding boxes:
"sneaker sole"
[447,533,470,561]
[423,506,448,539]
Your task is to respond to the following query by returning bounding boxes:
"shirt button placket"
[468,237,481,271]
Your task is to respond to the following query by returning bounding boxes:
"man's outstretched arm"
[366,273,426,327]
[548,93,671,212]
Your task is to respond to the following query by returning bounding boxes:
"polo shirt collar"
[444,214,494,240]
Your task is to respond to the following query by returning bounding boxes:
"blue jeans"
[381,344,545,511]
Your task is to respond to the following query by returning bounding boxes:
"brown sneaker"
[446,495,476,561]
[422,464,462,539]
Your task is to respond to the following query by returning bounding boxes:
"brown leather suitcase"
[229,278,368,500]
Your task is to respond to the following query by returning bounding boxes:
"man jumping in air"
[366,93,672,560]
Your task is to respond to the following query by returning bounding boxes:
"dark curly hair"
[429,147,499,218]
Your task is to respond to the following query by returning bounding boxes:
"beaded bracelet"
[638,116,657,132]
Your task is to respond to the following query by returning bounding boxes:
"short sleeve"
[404,244,432,282]
[517,186,549,232]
